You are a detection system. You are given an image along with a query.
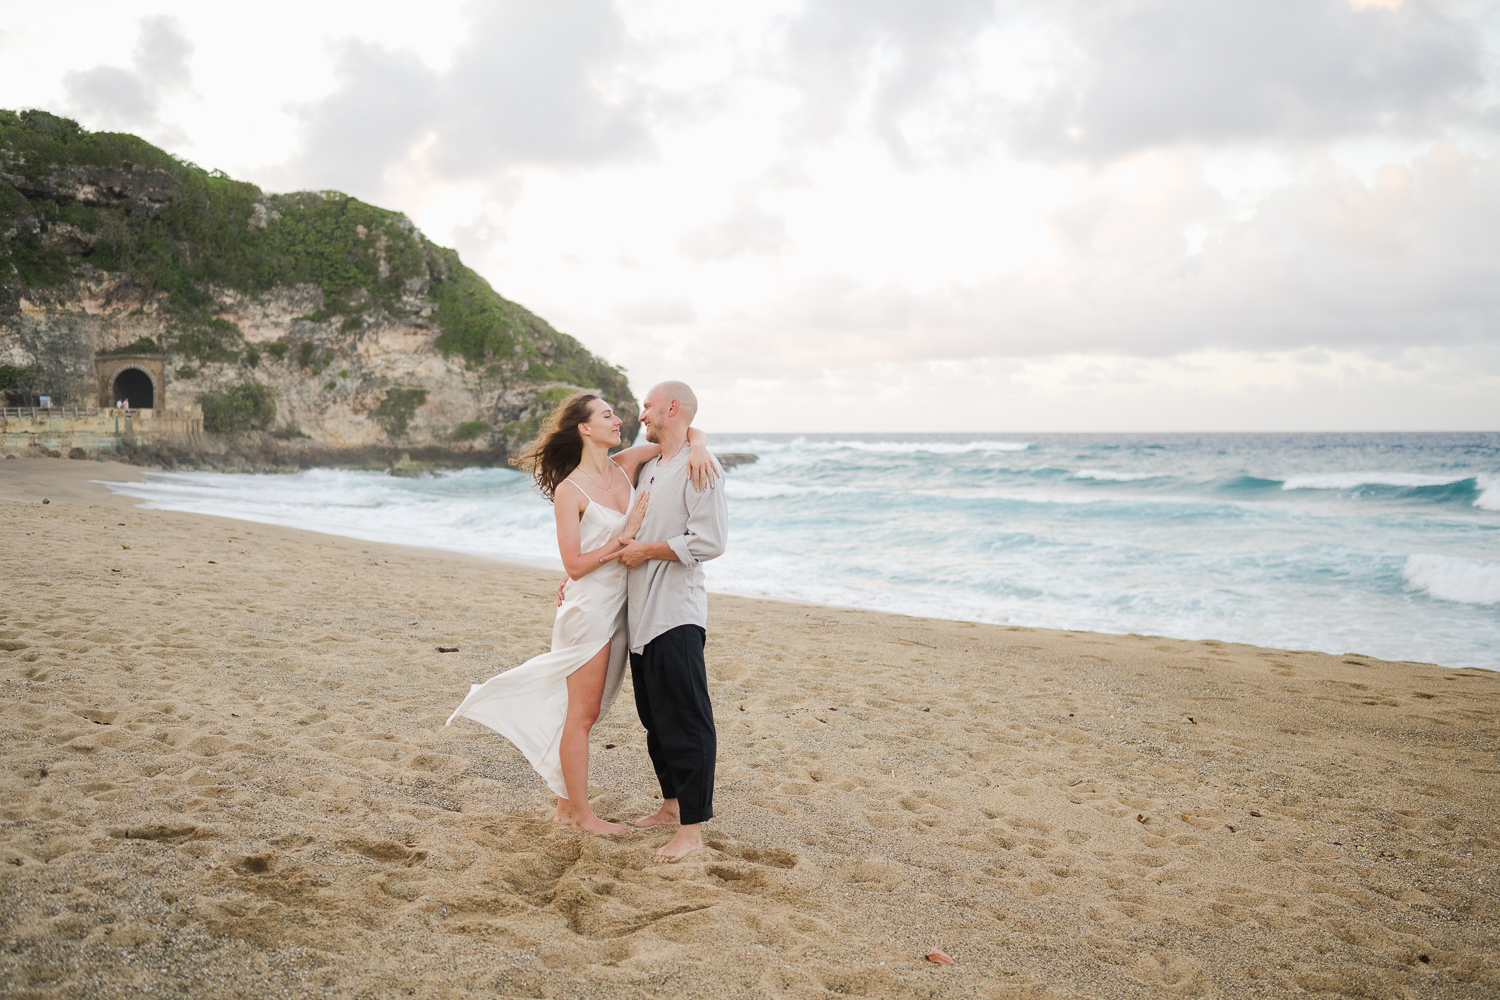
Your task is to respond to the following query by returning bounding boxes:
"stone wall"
[0,406,202,458]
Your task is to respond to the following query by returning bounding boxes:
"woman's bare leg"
[558,643,629,835]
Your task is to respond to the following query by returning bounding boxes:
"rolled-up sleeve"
[665,477,729,567]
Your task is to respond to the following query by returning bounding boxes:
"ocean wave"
[1281,472,1470,491]
[724,481,867,500]
[1276,472,1498,509]
[940,489,1177,506]
[1476,476,1500,511]
[1403,554,1500,606]
[1070,469,1165,482]
[1213,476,1285,493]
[764,439,1032,455]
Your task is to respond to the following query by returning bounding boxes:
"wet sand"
[1,457,1497,999]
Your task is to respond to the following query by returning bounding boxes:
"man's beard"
[644,423,660,443]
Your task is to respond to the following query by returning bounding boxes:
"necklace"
[576,462,616,493]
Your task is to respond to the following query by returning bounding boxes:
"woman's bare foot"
[653,824,702,864]
[552,798,573,825]
[634,799,680,828]
[571,814,632,836]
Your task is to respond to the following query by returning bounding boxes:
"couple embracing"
[446,381,727,864]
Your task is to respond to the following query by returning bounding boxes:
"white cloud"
[678,200,793,261]
[667,142,1500,367]
[678,345,1500,433]
[1009,0,1488,162]
[615,295,698,324]
[8,0,1500,429]
[270,0,650,203]
[61,16,194,145]
[778,0,998,164]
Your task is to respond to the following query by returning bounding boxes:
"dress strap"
[559,478,592,511]
[563,471,629,516]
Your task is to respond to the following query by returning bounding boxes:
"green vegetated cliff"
[0,109,637,468]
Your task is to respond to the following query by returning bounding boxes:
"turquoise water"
[100,432,1500,669]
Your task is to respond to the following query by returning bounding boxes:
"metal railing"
[0,406,113,419]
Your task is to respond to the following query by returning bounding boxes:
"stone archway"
[96,355,165,410]
[113,368,155,408]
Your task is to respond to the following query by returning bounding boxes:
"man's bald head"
[640,380,698,446]
[648,381,698,423]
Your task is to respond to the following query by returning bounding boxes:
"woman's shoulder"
[555,477,589,508]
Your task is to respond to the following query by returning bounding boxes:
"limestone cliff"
[0,110,637,468]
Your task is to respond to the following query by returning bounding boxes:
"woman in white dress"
[446,392,716,835]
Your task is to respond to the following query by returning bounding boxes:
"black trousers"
[630,625,716,825]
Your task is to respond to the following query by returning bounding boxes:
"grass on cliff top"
[0,108,178,179]
[0,109,632,409]
[428,246,628,393]
[0,110,428,315]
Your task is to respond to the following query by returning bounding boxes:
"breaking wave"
[1404,554,1500,606]
[756,439,1031,455]
[1476,476,1500,512]
[1070,469,1164,482]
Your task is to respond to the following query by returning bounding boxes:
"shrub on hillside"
[99,336,162,356]
[371,387,428,439]
[450,420,491,442]
[501,385,586,448]
[0,364,39,405]
[201,383,276,434]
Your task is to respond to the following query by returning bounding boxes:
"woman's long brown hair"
[512,392,601,501]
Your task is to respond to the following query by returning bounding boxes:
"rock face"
[0,110,637,468]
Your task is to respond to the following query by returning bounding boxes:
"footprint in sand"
[1130,950,1211,995]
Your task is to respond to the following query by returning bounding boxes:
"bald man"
[603,381,729,863]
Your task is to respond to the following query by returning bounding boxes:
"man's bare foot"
[653,824,702,864]
[634,799,680,828]
[571,814,632,836]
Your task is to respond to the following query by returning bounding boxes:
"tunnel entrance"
[113,368,155,409]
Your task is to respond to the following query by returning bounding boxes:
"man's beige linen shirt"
[627,446,729,654]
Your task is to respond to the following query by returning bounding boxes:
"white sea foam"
[969,490,1146,505]
[1281,472,1467,491]
[1476,476,1500,512]
[98,469,564,568]
[770,439,1031,455]
[1070,469,1163,482]
[1403,554,1500,606]
[724,481,865,500]
[94,434,1500,670]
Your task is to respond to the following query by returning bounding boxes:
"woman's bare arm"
[613,427,720,490]
[684,428,721,491]
[554,481,640,580]
[611,443,660,483]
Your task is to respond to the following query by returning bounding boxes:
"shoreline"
[2,458,1497,998]
[8,457,1465,672]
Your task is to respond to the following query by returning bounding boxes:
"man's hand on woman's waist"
[601,539,679,569]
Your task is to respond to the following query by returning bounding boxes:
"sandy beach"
[1,457,1497,999]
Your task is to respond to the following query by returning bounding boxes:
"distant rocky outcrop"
[717,452,758,470]
[0,110,637,469]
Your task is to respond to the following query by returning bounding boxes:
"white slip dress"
[444,492,630,798]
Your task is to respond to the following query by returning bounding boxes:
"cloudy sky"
[4,0,1499,431]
